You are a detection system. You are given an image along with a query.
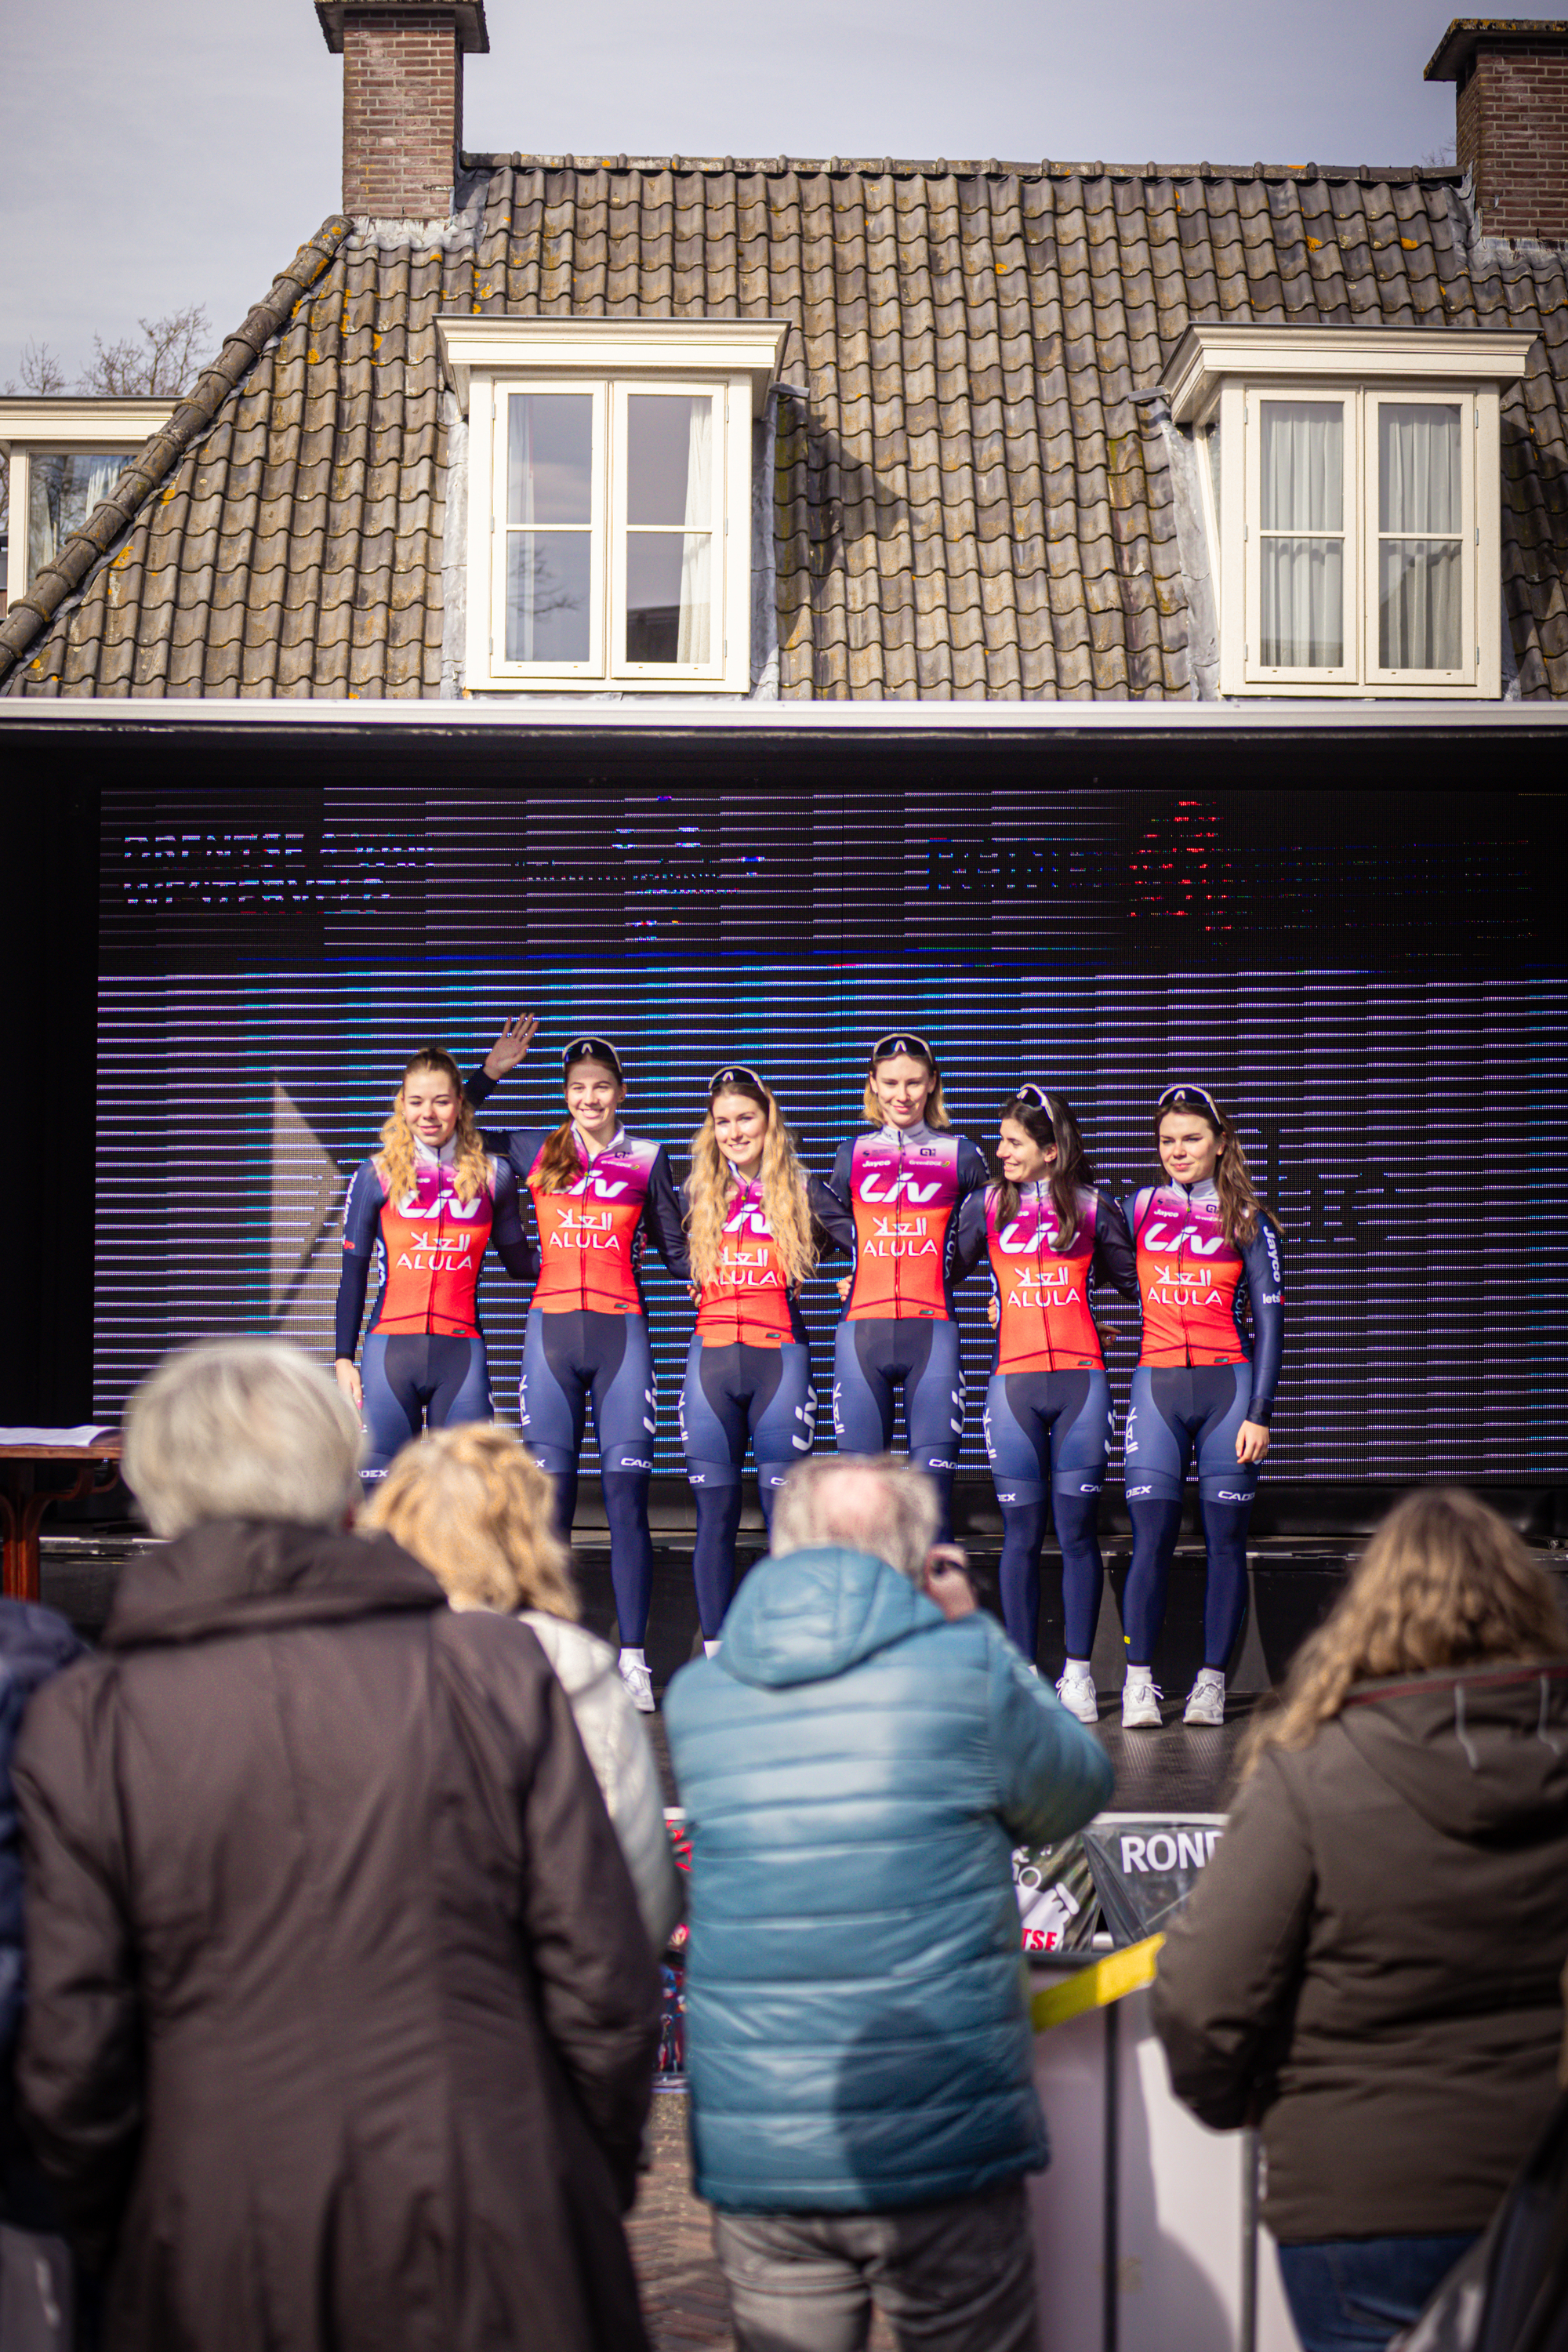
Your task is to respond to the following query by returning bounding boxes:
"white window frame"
[0,397,174,611]
[490,380,608,681]
[1167,325,1533,700]
[1243,384,1358,688]
[1363,388,1475,689]
[437,318,789,695]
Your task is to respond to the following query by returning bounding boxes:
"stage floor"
[38,1532,1324,1815]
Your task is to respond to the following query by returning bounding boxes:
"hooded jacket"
[662,1544,1115,2214]
[12,1519,659,2352]
[519,1610,683,1955]
[1,1598,85,2230]
[1152,1660,1568,2245]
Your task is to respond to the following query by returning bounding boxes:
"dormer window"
[1166,326,1534,698]
[0,398,174,611]
[437,318,787,695]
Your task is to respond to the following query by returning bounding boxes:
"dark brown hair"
[1152,1094,1279,1249]
[993,1093,1093,1248]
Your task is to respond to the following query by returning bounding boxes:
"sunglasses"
[709,1064,765,1097]
[870,1031,935,1067]
[1158,1083,1222,1123]
[563,1037,623,1080]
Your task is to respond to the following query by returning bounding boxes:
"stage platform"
[28,1527,1425,1818]
[38,1530,1568,1818]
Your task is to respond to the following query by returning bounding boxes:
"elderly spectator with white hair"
[11,1338,659,2352]
[663,1452,1114,2352]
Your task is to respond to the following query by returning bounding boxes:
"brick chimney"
[316,0,489,219]
[1426,18,1568,241]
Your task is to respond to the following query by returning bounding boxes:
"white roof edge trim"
[1163,323,1538,424]
[3,697,1566,735]
[435,316,792,414]
[0,397,177,456]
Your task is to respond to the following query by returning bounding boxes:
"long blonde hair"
[686,1079,817,1289]
[361,1423,579,1621]
[1241,1488,1568,1779]
[378,1047,491,1207]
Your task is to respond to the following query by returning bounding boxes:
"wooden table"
[0,1438,123,1604]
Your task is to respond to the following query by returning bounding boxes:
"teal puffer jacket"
[662,1546,1115,2213]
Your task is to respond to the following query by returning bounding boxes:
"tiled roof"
[5,156,1567,699]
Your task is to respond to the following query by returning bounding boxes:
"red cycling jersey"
[826,1127,989,1323]
[528,1132,668,1316]
[1130,1179,1272,1373]
[337,1148,520,1348]
[985,1185,1107,1374]
[694,1178,800,1347]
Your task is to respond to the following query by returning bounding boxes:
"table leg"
[0,1465,113,1605]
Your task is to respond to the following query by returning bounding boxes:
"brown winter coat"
[1152,1660,1568,2245]
[12,1519,659,2352]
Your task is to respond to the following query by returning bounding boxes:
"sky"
[1,0,1482,390]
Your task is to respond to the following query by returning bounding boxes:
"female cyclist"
[952,1086,1137,1711]
[1120,1083,1283,1730]
[824,1032,988,1536]
[467,1025,690,1712]
[680,1064,852,1647]
[334,1046,534,1479]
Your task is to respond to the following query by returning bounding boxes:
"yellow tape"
[1030,1934,1165,2033]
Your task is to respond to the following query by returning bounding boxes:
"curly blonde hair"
[378,1047,492,1208]
[361,1423,579,1621]
[1240,1487,1568,1780]
[686,1080,818,1290]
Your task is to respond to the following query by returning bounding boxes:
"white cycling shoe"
[1054,1672,1100,1726]
[1121,1675,1163,1730]
[1183,1670,1227,1727]
[619,1654,655,1713]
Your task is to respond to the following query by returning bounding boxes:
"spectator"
[13,1339,659,2352]
[663,1454,1114,2352]
[363,1421,681,1955]
[1152,1487,1568,2352]
[1,1598,85,2349]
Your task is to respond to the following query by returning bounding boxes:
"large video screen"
[95,783,1566,1481]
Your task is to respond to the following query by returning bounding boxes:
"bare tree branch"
[79,304,212,397]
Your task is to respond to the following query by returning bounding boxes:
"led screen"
[95,784,1566,1481]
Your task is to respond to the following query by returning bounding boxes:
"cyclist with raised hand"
[467,1021,691,1713]
[952,1085,1138,1711]
[680,1064,853,1649]
[1120,1083,1284,1732]
[824,1031,988,1537]
[335,1045,535,1481]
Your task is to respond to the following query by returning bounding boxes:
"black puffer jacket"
[1152,1661,1568,2245]
[13,1520,659,2352]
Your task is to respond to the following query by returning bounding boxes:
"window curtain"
[1379,405,1461,670]
[677,400,713,663]
[27,452,125,586]
[1260,402,1343,667]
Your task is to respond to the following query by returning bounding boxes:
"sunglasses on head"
[1158,1083,1222,1123]
[870,1031,935,1067]
[563,1036,623,1082]
[709,1064,765,1098]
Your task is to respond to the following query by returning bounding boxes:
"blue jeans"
[1277,2234,1479,2352]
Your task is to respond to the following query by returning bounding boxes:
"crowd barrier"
[1029,1936,1300,2352]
